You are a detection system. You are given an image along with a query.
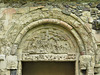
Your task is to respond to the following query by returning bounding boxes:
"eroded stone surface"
[0,1,100,75]
[0,55,5,61]
[6,55,18,69]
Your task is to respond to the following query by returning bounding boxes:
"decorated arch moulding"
[11,19,86,55]
[10,11,96,55]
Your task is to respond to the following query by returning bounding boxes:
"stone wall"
[0,1,100,75]
[0,0,99,4]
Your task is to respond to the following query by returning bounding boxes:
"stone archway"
[12,19,83,54]
[6,9,96,75]
[14,19,80,75]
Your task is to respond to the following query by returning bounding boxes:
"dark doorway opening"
[22,61,75,75]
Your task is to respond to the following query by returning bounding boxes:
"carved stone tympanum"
[19,24,79,54]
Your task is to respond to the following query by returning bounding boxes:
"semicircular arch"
[11,19,85,55]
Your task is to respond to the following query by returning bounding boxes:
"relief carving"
[80,55,95,70]
[27,29,70,53]
[22,54,76,61]
[6,55,18,69]
[20,25,77,54]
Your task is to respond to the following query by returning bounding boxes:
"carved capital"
[6,55,18,69]
[79,55,95,70]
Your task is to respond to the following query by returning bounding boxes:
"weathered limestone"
[0,55,5,61]
[6,55,17,69]
[0,58,6,75]
[80,55,95,70]
[22,54,76,61]
[0,1,100,75]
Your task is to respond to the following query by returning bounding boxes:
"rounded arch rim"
[11,19,85,55]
